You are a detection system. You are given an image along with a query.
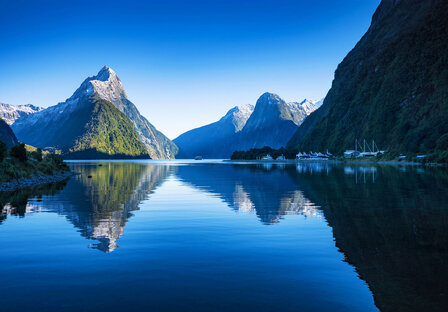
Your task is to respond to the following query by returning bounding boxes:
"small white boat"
[261,154,273,161]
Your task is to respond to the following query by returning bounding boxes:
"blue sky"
[0,0,380,138]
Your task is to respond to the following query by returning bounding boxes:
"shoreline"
[0,171,75,192]
[223,159,426,166]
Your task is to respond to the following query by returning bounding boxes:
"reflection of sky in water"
[1,161,448,312]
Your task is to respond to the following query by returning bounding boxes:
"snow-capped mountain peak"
[285,98,323,117]
[298,99,319,115]
[0,103,44,125]
[11,66,178,159]
[66,66,127,107]
[221,104,255,132]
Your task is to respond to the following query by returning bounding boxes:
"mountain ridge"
[174,104,254,158]
[175,92,320,158]
[0,103,43,125]
[288,0,448,155]
[232,92,317,152]
[12,67,178,159]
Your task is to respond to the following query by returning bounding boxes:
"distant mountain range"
[11,66,178,159]
[232,93,320,152]
[288,0,448,155]
[0,103,43,125]
[174,93,321,158]
[2,69,320,160]
[174,104,254,158]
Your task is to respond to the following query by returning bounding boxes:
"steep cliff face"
[288,0,448,154]
[233,93,315,151]
[12,67,178,159]
[0,119,18,148]
[173,104,254,158]
[78,66,178,159]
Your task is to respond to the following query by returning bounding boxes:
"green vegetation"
[288,0,448,161]
[231,146,298,160]
[9,143,27,162]
[0,142,69,183]
[11,95,150,160]
[65,96,149,159]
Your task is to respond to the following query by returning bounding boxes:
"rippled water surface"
[1,160,447,312]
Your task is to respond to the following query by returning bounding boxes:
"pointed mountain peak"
[258,92,282,102]
[255,93,285,110]
[95,65,117,82]
[66,66,126,106]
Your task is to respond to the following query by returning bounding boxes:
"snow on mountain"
[12,66,178,159]
[175,93,319,157]
[220,104,255,132]
[174,104,254,158]
[68,66,127,110]
[232,93,321,151]
[287,99,321,118]
[0,103,43,125]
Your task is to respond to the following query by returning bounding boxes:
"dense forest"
[288,0,448,159]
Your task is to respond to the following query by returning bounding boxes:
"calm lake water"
[1,160,447,312]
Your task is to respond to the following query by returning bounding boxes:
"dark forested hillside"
[288,0,448,155]
[0,119,18,148]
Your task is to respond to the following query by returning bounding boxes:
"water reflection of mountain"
[0,181,68,224]
[55,163,171,252]
[0,163,171,252]
[292,165,448,312]
[2,161,448,310]
[177,163,321,224]
[178,162,448,311]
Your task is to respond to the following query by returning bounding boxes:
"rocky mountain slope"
[233,92,317,151]
[175,93,319,158]
[173,104,254,158]
[0,103,43,125]
[288,0,448,155]
[12,66,178,159]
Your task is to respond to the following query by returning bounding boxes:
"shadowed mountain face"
[0,118,18,148]
[232,93,312,152]
[173,104,254,158]
[174,93,320,159]
[289,0,448,154]
[12,67,178,159]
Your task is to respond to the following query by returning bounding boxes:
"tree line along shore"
[0,141,70,190]
[230,146,448,165]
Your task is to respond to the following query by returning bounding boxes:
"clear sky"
[0,0,380,139]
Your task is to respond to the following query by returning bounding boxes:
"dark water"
[1,161,447,312]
